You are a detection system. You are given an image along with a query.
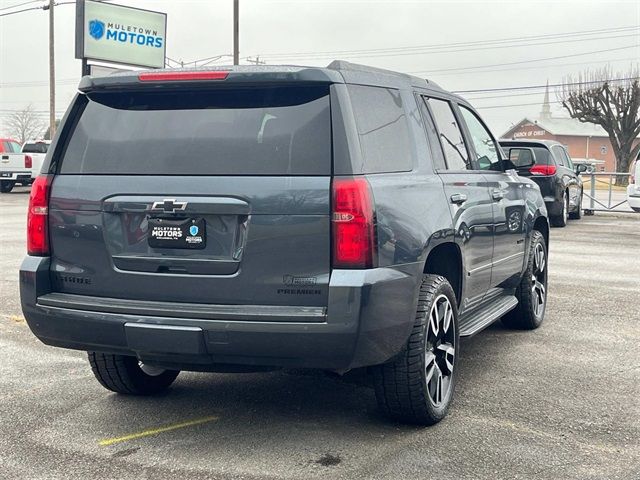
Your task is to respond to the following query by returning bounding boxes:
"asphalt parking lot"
[0,186,638,480]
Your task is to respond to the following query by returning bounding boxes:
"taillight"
[27,175,52,256]
[332,177,376,269]
[24,155,32,169]
[530,164,557,176]
[138,71,229,82]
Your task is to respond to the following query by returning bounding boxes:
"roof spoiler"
[78,65,343,92]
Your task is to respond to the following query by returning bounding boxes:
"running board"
[458,295,518,337]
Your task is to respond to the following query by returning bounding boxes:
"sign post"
[75,0,167,75]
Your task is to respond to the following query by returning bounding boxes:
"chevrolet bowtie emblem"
[151,199,187,213]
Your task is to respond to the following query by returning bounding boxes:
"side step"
[459,295,518,337]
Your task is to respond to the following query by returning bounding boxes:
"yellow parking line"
[98,415,219,446]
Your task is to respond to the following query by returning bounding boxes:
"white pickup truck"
[0,140,50,193]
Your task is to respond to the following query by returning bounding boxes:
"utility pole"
[233,0,239,65]
[48,0,56,138]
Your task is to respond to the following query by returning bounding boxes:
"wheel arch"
[533,214,549,249]
[423,242,463,306]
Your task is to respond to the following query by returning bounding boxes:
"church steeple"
[540,80,551,120]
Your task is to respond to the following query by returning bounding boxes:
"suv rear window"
[502,144,552,166]
[22,143,49,154]
[347,85,413,173]
[59,86,331,175]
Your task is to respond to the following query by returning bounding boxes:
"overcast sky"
[1,0,639,137]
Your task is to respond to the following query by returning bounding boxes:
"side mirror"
[576,164,589,174]
[506,147,536,169]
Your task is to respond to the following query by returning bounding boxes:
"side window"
[552,146,565,166]
[459,106,501,171]
[417,96,447,170]
[347,85,413,173]
[562,148,573,170]
[426,98,469,170]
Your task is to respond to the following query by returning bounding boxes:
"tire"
[569,189,582,220]
[372,275,459,426]
[88,352,179,395]
[550,191,568,227]
[502,230,548,330]
[0,181,15,193]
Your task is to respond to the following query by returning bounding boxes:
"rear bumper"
[20,256,421,371]
[0,171,31,182]
[628,185,640,209]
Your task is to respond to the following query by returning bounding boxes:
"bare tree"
[6,105,46,144]
[559,67,640,185]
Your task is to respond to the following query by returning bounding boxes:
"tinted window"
[501,144,552,167]
[417,96,446,170]
[557,146,573,169]
[22,143,49,154]
[459,106,500,171]
[552,146,566,166]
[348,85,413,173]
[60,86,331,175]
[427,98,469,170]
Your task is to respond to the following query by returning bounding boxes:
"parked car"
[499,139,585,227]
[628,158,640,212]
[1,140,31,192]
[0,138,25,192]
[0,140,50,193]
[20,62,549,425]
[0,138,21,153]
[21,140,50,181]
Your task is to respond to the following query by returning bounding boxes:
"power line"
[452,76,639,94]
[410,45,639,75]
[0,0,40,11]
[0,5,40,16]
[262,33,640,62]
[0,78,78,87]
[255,25,640,59]
[423,56,639,78]
[475,100,565,110]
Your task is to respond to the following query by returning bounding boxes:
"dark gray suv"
[20,62,549,425]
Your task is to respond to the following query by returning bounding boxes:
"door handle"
[492,190,505,201]
[450,193,467,205]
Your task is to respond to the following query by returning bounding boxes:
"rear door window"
[556,146,573,169]
[426,98,470,170]
[552,146,566,166]
[347,85,413,173]
[59,86,331,175]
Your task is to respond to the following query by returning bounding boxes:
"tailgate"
[0,153,27,172]
[47,84,332,307]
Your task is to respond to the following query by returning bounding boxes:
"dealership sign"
[76,0,167,69]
